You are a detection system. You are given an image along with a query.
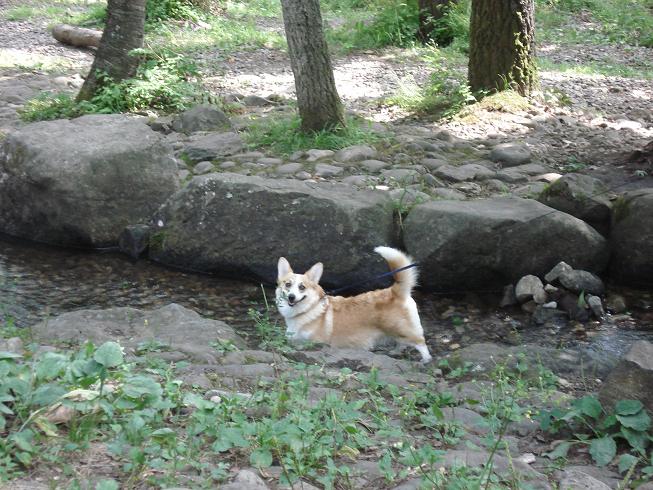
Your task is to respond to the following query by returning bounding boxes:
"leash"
[327,262,418,296]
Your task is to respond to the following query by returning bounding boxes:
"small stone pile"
[502,261,608,325]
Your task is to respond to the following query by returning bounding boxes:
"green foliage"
[146,0,202,22]
[539,395,653,472]
[20,49,202,122]
[427,0,471,49]
[244,115,382,156]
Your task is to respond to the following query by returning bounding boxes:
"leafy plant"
[540,396,652,470]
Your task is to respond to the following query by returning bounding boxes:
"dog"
[275,246,432,363]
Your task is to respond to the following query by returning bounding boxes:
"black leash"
[327,262,418,296]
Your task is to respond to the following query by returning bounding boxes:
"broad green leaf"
[544,441,574,460]
[122,375,162,402]
[575,395,602,419]
[617,411,651,432]
[620,426,650,453]
[31,384,67,407]
[0,351,22,360]
[93,342,124,368]
[95,479,119,490]
[589,436,617,466]
[250,448,273,468]
[10,430,35,452]
[616,400,644,416]
[34,416,59,437]
[618,453,639,474]
[35,352,68,381]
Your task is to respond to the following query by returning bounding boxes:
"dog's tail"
[374,246,418,298]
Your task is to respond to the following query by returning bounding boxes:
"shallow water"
[1,233,651,359]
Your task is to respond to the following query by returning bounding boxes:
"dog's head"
[275,257,324,318]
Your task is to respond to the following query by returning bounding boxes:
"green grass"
[244,115,384,155]
[539,58,653,79]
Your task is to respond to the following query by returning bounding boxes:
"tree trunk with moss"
[468,0,537,96]
[280,0,345,132]
[418,0,454,44]
[77,0,146,102]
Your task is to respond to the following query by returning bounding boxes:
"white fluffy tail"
[374,246,418,298]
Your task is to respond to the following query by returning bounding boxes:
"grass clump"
[244,115,383,155]
[20,49,203,122]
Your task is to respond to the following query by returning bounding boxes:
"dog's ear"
[305,262,323,284]
[278,257,292,279]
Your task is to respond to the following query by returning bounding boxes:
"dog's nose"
[288,293,296,302]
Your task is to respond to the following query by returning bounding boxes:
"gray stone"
[434,163,496,182]
[545,261,573,283]
[515,275,545,303]
[193,161,215,175]
[532,305,568,326]
[587,295,604,319]
[432,188,466,200]
[490,143,532,167]
[439,450,547,483]
[305,149,334,162]
[258,157,283,166]
[359,159,390,173]
[150,173,394,286]
[495,168,529,184]
[221,469,269,490]
[30,304,244,364]
[232,151,265,162]
[599,340,653,413]
[513,182,547,198]
[538,173,611,235]
[183,132,245,163]
[381,168,420,184]
[0,337,24,356]
[119,224,151,259]
[441,407,488,434]
[0,115,179,247]
[558,269,605,295]
[420,158,448,170]
[171,104,231,134]
[315,163,343,177]
[342,175,375,187]
[500,284,517,307]
[295,171,312,180]
[220,161,236,169]
[557,468,611,490]
[403,198,608,290]
[485,179,510,193]
[275,162,302,176]
[389,188,430,206]
[606,294,627,314]
[334,144,377,162]
[242,95,275,107]
[610,189,653,287]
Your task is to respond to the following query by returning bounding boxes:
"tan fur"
[275,247,432,363]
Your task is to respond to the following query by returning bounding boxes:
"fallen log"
[52,23,102,49]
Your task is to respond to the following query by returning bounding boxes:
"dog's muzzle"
[288,295,307,307]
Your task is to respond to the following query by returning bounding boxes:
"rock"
[0,115,179,247]
[557,468,611,490]
[606,294,627,314]
[439,450,547,483]
[342,175,374,186]
[403,198,608,290]
[500,284,518,307]
[434,164,496,182]
[30,304,244,364]
[558,293,590,322]
[359,159,390,173]
[275,162,302,176]
[599,340,653,413]
[381,168,420,184]
[490,143,532,167]
[183,132,245,163]
[193,161,215,175]
[587,295,604,319]
[532,305,568,326]
[440,407,488,434]
[432,188,466,200]
[315,163,343,177]
[513,182,547,198]
[544,261,573,283]
[389,188,430,206]
[232,151,265,162]
[242,95,275,107]
[334,144,377,162]
[171,104,231,134]
[118,224,151,259]
[515,275,545,303]
[0,337,24,356]
[420,158,448,170]
[485,179,510,193]
[537,173,611,235]
[221,469,269,490]
[258,157,283,166]
[610,189,653,287]
[150,173,395,286]
[558,269,605,295]
[305,149,334,162]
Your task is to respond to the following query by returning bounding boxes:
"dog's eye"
[298,283,305,291]
[285,282,291,288]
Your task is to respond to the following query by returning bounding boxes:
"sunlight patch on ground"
[0,48,76,71]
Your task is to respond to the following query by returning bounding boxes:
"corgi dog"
[275,246,432,363]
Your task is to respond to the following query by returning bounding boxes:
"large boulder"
[0,114,179,247]
[403,198,608,290]
[149,173,396,286]
[30,303,244,364]
[537,173,611,235]
[599,340,653,413]
[609,189,653,287]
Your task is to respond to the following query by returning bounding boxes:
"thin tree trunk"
[418,0,453,44]
[280,0,345,132]
[468,0,537,96]
[77,0,146,102]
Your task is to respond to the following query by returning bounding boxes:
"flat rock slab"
[150,173,395,286]
[30,304,244,364]
[0,114,179,247]
[403,197,608,290]
[183,132,245,162]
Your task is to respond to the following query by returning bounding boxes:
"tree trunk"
[468,0,537,96]
[280,0,345,132]
[52,24,102,49]
[418,0,453,44]
[77,0,146,102]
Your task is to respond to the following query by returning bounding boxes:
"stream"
[1,233,651,359]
